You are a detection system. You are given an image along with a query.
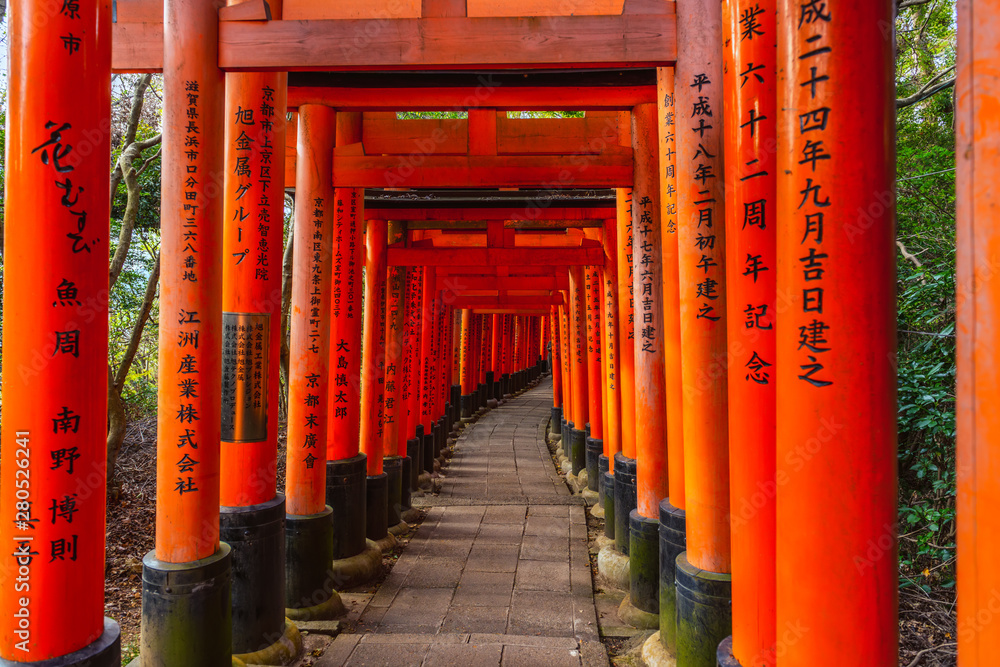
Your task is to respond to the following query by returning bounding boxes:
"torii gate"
[0,1,941,667]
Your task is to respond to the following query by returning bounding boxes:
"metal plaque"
[221,312,270,442]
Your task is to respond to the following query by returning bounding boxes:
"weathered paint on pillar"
[418,267,438,431]
[286,104,334,516]
[460,309,475,395]
[0,0,113,656]
[586,260,605,440]
[403,266,423,446]
[631,103,667,519]
[723,1,777,663]
[676,0,732,573]
[616,189,638,459]
[154,0,226,564]
[327,114,364,461]
[776,0,897,662]
[658,67,686,510]
[551,307,563,408]
[957,3,1000,663]
[568,267,589,426]
[220,48,287,507]
[382,222,406,457]
[360,221,387,476]
[602,220,622,463]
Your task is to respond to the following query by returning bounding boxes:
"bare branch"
[135,144,162,177]
[896,66,956,109]
[898,0,933,9]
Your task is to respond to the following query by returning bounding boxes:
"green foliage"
[894,0,958,589]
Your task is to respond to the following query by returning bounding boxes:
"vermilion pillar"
[957,3,1000,664]
[559,303,573,427]
[142,0,230,662]
[567,266,589,476]
[219,22,290,651]
[627,103,667,621]
[550,306,564,435]
[401,266,423,495]
[585,257,605,492]
[286,105,335,517]
[382,225,406,457]
[459,309,475,418]
[775,1,896,664]
[284,104,341,619]
[491,312,502,400]
[616,189,638,460]
[326,112,367,564]
[675,0,733,661]
[719,2,778,665]
[0,0,117,661]
[602,220,622,461]
[419,268,438,433]
[360,221,387,476]
[656,65,690,655]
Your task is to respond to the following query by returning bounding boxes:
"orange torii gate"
[0,1,918,666]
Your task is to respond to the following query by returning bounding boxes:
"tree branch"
[896,66,956,109]
[113,254,160,392]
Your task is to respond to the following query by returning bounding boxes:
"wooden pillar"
[677,0,731,572]
[568,267,589,429]
[419,267,438,433]
[327,114,364,462]
[587,259,606,443]
[658,68,686,511]
[403,267,423,444]
[360,221,387,476]
[955,3,998,660]
[286,105,335,516]
[0,0,116,659]
[551,306,564,410]
[632,103,668,518]
[559,303,573,422]
[616,188,638,460]
[382,223,406,458]
[602,220,622,463]
[719,1,777,664]
[775,0,897,663]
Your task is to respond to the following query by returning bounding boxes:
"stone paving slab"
[327,379,606,666]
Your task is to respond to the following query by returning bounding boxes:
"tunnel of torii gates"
[2,0,997,666]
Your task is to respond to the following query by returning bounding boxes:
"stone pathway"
[318,378,608,666]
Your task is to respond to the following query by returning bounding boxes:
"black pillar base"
[450,384,461,408]
[406,438,421,491]
[597,454,610,506]
[659,498,687,653]
[326,453,368,560]
[569,426,586,475]
[629,510,660,615]
[676,552,733,667]
[286,507,336,612]
[446,402,456,435]
[9,618,121,667]
[141,545,231,667]
[551,406,563,436]
[502,373,511,397]
[423,433,435,473]
[366,473,389,541]
[220,495,287,655]
[586,437,602,491]
[486,371,496,399]
[460,393,474,419]
[613,453,637,555]
[384,456,404,526]
[603,470,616,540]
[400,456,413,509]
[434,419,445,458]
[493,380,502,400]
[716,636,743,667]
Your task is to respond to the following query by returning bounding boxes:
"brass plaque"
[221,312,269,442]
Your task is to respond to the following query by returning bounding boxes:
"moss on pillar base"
[659,499,687,653]
[629,510,660,615]
[675,552,732,667]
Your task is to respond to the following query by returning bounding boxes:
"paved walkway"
[319,379,607,666]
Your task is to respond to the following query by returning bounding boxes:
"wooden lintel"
[435,275,568,291]
[364,207,616,221]
[471,309,549,315]
[112,13,676,73]
[332,154,632,188]
[450,296,561,307]
[387,246,603,266]
[287,85,656,111]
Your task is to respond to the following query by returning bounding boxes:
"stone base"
[596,544,630,591]
[618,595,659,630]
[401,507,423,523]
[580,488,599,507]
[388,519,409,536]
[590,502,606,519]
[594,534,615,551]
[716,636,742,667]
[232,619,302,666]
[642,631,678,667]
[285,592,346,622]
[8,618,121,667]
[328,540,382,590]
[373,531,398,554]
[675,552,732,667]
